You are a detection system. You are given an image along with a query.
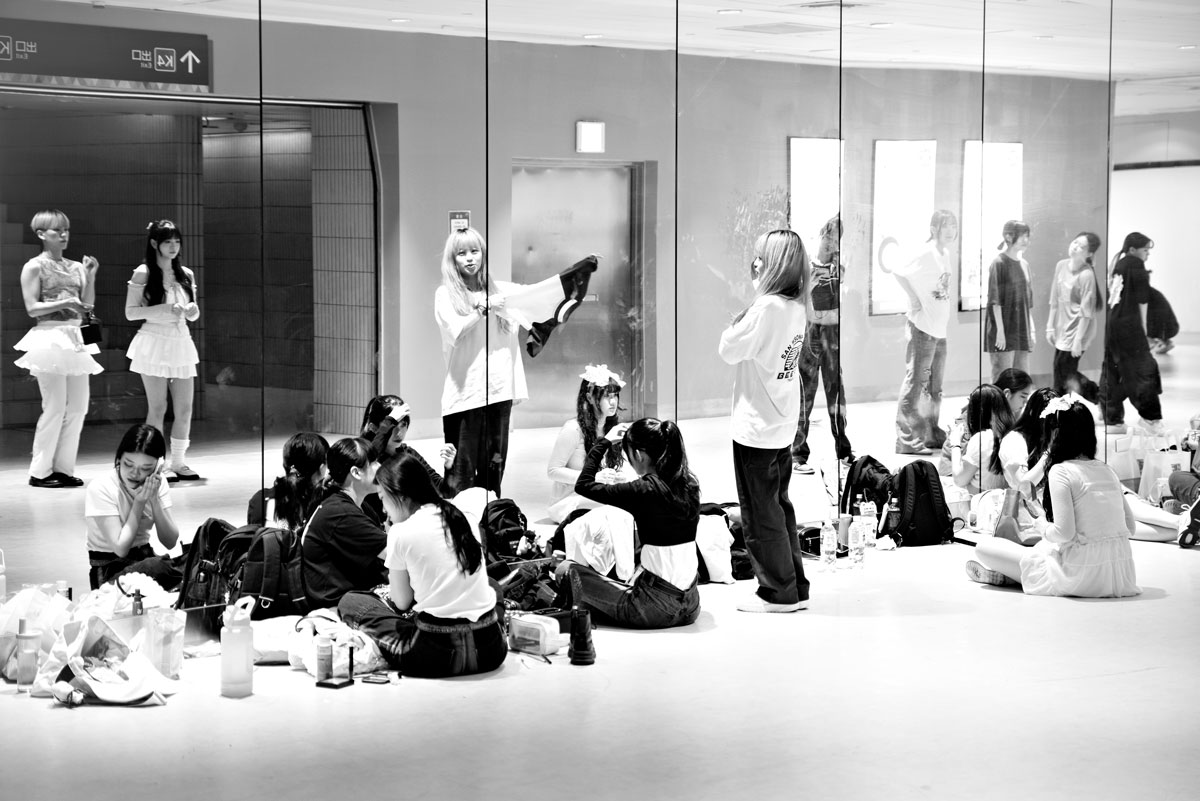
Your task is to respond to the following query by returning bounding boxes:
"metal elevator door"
[510,162,640,429]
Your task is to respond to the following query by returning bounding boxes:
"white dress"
[1019,459,1140,598]
[126,269,200,379]
[14,256,102,376]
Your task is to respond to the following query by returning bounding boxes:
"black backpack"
[175,517,237,633]
[840,455,894,521]
[884,461,954,547]
[228,526,311,620]
[479,498,529,560]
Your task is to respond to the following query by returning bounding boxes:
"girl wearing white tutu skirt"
[125,220,201,482]
[15,209,102,489]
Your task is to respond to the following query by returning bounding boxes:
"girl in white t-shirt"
[718,229,810,614]
[546,363,635,523]
[338,452,505,678]
[950,384,1015,494]
[85,424,179,589]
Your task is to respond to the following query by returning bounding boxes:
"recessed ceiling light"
[582,34,603,40]
[1034,35,1054,40]
[389,18,410,24]
[869,22,892,28]
[1180,44,1196,50]
[717,8,743,14]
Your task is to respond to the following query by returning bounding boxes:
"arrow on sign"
[181,50,201,73]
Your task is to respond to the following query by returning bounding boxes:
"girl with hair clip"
[1046,232,1103,396]
[301,437,388,609]
[949,384,1016,494]
[435,226,524,495]
[546,363,636,524]
[246,432,329,531]
[984,220,1035,381]
[967,399,1141,597]
[339,452,506,678]
[937,369,1030,477]
[359,394,457,527]
[555,417,702,628]
[1102,231,1164,433]
[16,209,102,489]
[85,424,180,590]
[998,387,1059,496]
[886,209,957,455]
[125,219,202,482]
[719,228,811,613]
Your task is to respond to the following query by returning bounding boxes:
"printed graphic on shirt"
[1108,274,1124,309]
[777,333,802,380]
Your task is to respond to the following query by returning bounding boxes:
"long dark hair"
[1039,402,1098,522]
[1072,232,1105,313]
[576,378,624,469]
[320,437,372,501]
[142,219,194,305]
[113,423,166,466]
[621,418,700,518]
[272,432,329,530]
[1011,388,1058,470]
[377,453,482,575]
[966,385,1016,476]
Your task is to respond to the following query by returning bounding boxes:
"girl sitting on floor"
[546,363,635,523]
[967,399,1140,597]
[338,452,506,678]
[246,432,329,531]
[950,384,1015,495]
[359,394,457,526]
[555,417,701,629]
[998,387,1058,498]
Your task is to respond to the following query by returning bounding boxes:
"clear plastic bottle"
[221,596,256,698]
[315,634,333,682]
[859,494,879,547]
[820,519,838,570]
[16,619,40,693]
[848,516,865,567]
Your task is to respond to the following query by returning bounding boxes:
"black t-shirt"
[301,490,388,608]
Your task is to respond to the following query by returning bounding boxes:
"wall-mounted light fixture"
[576,120,605,154]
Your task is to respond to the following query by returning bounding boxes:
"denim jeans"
[338,590,507,678]
[563,564,699,629]
[442,400,512,495]
[895,322,947,450]
[792,322,853,465]
[1168,471,1199,505]
[732,442,810,605]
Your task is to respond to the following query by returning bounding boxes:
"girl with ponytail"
[301,437,388,608]
[555,417,702,629]
[247,432,329,531]
[338,452,506,678]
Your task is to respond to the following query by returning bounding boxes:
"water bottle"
[315,634,333,682]
[221,596,256,698]
[820,520,838,569]
[848,516,865,567]
[1152,477,1171,507]
[885,498,901,541]
[859,494,879,548]
[16,619,41,693]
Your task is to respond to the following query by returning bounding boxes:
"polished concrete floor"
[1,337,1198,801]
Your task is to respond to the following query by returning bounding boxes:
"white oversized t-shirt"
[84,469,173,552]
[385,504,496,621]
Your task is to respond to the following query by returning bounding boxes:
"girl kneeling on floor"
[555,417,701,629]
[967,399,1141,597]
[338,452,506,678]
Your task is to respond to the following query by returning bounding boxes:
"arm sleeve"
[1041,466,1077,544]
[184,268,200,321]
[547,421,583,485]
[574,439,653,515]
[717,302,765,365]
[84,477,120,519]
[986,259,1002,308]
[124,266,176,323]
[963,432,986,470]
[434,286,482,347]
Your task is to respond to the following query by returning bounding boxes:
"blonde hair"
[440,227,495,316]
[30,209,69,234]
[754,229,808,302]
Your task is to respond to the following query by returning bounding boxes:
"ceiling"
[49,0,1200,115]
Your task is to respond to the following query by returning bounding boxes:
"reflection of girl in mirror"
[246,432,329,531]
[435,227,525,495]
[546,364,634,523]
[886,209,957,455]
[1046,232,1103,397]
[359,394,457,527]
[16,209,102,489]
[967,400,1140,597]
[949,384,1014,495]
[984,220,1034,380]
[125,220,201,482]
[719,229,811,613]
[1101,232,1163,433]
[85,423,180,590]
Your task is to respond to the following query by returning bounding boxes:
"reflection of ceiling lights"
[869,23,892,29]
[1034,35,1055,41]
[1180,45,1196,50]
[390,19,410,24]
[717,8,742,14]
[583,34,603,40]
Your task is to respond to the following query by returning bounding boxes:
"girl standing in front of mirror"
[1046,232,1103,398]
[984,220,1035,381]
[1101,232,1164,433]
[15,209,102,489]
[435,227,527,495]
[719,229,810,613]
[125,220,201,482]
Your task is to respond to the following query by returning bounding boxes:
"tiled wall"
[311,109,375,435]
[0,113,203,428]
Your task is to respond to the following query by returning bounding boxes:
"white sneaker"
[1140,419,1166,435]
[737,596,808,613]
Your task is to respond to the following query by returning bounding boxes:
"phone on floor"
[316,676,354,689]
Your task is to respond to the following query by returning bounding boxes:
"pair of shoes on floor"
[895,443,934,456]
[1178,504,1200,549]
[29,472,81,489]
[1139,419,1167,435]
[165,465,202,483]
[965,560,1013,587]
[737,596,809,613]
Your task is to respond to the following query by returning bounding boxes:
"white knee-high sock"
[169,438,190,470]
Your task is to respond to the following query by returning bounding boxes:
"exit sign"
[0,18,211,89]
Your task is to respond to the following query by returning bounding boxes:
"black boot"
[568,607,595,666]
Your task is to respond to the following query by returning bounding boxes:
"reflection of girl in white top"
[546,364,636,523]
[125,220,202,482]
[968,400,1140,598]
[434,227,527,496]
[1045,232,1102,395]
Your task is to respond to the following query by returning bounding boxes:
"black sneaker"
[1179,504,1200,549]
[49,472,84,487]
[29,474,67,488]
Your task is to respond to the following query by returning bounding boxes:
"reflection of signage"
[0,18,210,88]
[449,211,471,233]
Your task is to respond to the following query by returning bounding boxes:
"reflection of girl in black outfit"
[984,220,1034,380]
[1101,232,1163,430]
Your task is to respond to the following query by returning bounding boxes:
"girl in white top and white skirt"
[125,220,201,482]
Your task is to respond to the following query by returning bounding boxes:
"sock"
[170,438,190,471]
